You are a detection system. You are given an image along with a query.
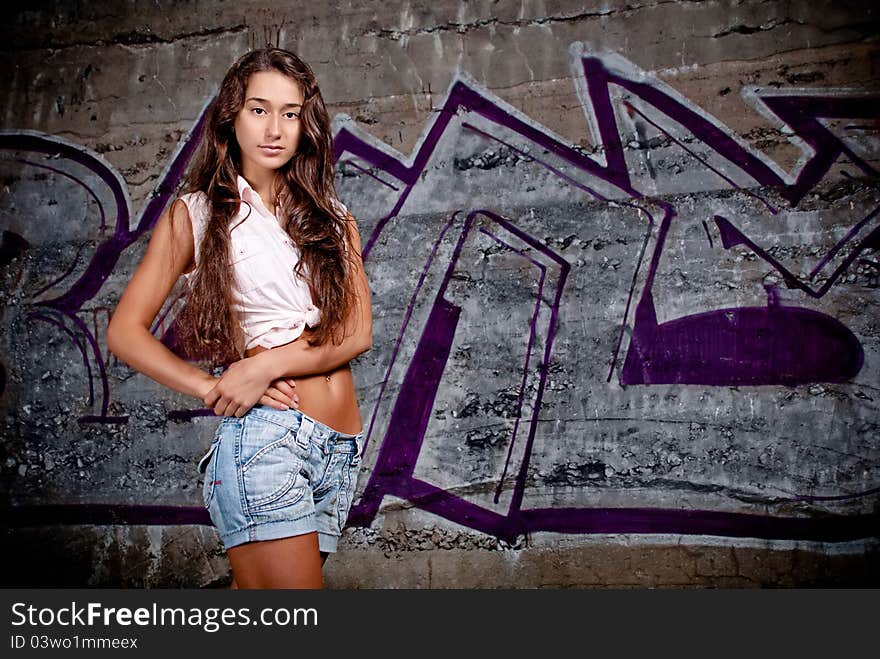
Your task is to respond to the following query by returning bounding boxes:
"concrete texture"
[1,0,878,587]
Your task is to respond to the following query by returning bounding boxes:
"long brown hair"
[173,48,357,365]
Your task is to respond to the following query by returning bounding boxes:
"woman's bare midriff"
[244,344,363,436]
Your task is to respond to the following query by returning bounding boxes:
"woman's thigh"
[226,533,323,589]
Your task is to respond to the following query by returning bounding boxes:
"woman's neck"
[241,169,279,211]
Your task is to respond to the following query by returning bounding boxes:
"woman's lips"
[258,145,285,156]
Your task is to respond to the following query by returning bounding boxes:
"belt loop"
[296,416,314,449]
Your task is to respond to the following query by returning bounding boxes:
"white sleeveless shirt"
[179,175,349,351]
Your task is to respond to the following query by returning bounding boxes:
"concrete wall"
[1,0,878,587]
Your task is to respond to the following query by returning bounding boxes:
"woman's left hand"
[203,354,274,417]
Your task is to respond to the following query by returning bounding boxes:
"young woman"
[107,48,372,589]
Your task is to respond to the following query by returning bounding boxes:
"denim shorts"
[196,405,364,553]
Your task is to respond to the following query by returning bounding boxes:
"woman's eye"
[251,107,266,115]
[284,112,300,119]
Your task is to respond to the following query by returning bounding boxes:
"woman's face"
[233,70,305,179]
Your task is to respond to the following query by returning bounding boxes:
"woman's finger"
[272,380,295,397]
[203,388,220,409]
[264,389,289,405]
[260,394,288,411]
[265,386,293,405]
[268,384,300,408]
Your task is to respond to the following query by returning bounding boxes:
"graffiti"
[0,108,208,421]
[350,209,570,540]
[1,45,878,541]
[335,45,880,541]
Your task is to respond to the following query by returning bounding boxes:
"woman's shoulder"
[174,190,211,229]
[177,189,209,213]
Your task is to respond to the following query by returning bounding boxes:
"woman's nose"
[266,115,281,137]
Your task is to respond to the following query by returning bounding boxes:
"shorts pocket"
[352,433,364,467]
[314,434,360,495]
[335,434,365,532]
[199,418,233,508]
[199,442,220,508]
[239,415,310,514]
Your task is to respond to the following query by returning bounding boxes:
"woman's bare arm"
[262,214,372,378]
[205,214,372,412]
[107,199,218,399]
[107,199,296,412]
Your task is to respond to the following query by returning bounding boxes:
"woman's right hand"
[259,377,299,411]
[195,373,297,412]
